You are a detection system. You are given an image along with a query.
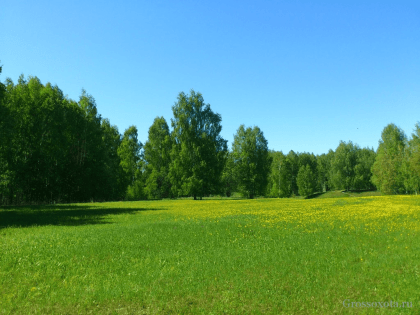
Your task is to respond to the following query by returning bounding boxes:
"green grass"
[307,190,383,199]
[0,198,418,314]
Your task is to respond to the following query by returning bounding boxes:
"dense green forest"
[1,70,420,205]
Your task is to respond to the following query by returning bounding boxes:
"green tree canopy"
[330,141,358,191]
[267,150,296,198]
[266,151,284,197]
[0,62,11,204]
[118,126,143,187]
[232,125,272,199]
[297,164,317,197]
[371,123,407,194]
[0,74,126,204]
[169,90,227,200]
[353,147,376,190]
[317,150,334,192]
[402,123,420,194]
[286,150,299,196]
[100,118,125,200]
[221,151,238,197]
[143,117,172,199]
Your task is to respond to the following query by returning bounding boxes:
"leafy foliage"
[169,90,227,199]
[231,125,272,199]
[220,151,238,197]
[330,141,358,191]
[0,75,126,204]
[2,68,420,204]
[317,150,334,192]
[297,164,317,197]
[353,147,376,190]
[371,124,407,194]
[118,126,144,200]
[143,117,172,199]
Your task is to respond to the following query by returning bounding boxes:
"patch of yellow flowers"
[160,196,420,233]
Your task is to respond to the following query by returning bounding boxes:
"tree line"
[1,71,419,205]
[265,123,420,197]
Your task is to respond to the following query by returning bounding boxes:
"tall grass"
[1,197,418,314]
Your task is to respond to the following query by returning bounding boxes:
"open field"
[1,196,419,314]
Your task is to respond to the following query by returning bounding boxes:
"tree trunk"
[9,187,14,205]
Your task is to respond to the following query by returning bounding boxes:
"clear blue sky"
[1,0,419,155]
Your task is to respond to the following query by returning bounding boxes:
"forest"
[1,70,419,205]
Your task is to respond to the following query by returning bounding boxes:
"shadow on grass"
[344,189,377,193]
[0,204,164,229]
[305,192,326,199]
[305,189,381,199]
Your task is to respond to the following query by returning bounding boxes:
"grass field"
[1,196,419,314]
[306,190,383,199]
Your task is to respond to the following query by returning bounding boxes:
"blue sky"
[1,0,419,155]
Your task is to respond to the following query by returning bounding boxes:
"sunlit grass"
[1,196,419,314]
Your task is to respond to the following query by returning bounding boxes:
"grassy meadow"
[0,195,419,314]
